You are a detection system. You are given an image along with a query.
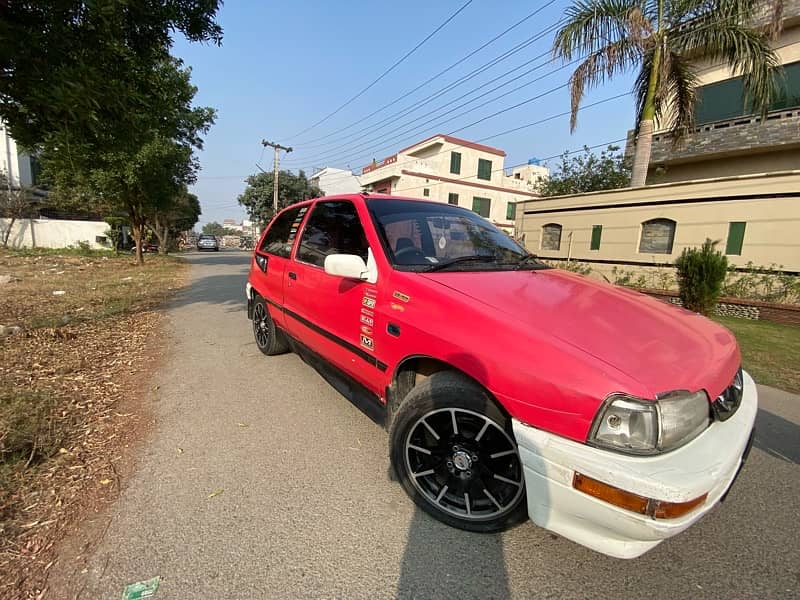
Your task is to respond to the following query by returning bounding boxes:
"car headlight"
[590,390,711,455]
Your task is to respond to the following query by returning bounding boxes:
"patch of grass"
[6,246,117,258]
[0,250,184,330]
[714,316,800,394]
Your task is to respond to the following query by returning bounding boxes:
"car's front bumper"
[512,370,758,559]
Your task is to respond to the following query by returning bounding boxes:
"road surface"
[70,251,800,599]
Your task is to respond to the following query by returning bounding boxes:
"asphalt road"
[73,251,800,599]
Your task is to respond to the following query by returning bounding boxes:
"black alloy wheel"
[390,371,527,532]
[251,296,289,356]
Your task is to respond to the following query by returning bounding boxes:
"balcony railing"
[629,108,800,165]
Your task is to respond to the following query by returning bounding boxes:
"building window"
[695,60,800,124]
[450,152,462,174]
[477,158,492,181]
[506,203,516,220]
[472,196,491,217]
[726,222,746,255]
[639,218,676,254]
[590,225,602,250]
[423,188,430,197]
[541,223,562,251]
[447,192,459,205]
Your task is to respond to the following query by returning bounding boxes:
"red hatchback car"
[246,194,756,558]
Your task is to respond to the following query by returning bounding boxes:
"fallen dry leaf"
[208,489,224,499]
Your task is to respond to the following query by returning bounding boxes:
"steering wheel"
[394,246,427,264]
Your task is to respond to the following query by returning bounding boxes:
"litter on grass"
[122,576,160,599]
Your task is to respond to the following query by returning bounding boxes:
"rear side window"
[259,206,307,257]
[296,201,369,267]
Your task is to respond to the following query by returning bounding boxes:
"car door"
[251,204,310,329]
[283,199,385,392]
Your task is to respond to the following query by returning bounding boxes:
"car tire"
[389,371,528,533]
[252,295,289,356]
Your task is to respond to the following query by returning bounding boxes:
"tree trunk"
[159,225,169,254]
[1,216,15,248]
[131,222,145,265]
[631,119,654,187]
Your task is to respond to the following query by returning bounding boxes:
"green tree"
[43,58,215,264]
[553,0,782,187]
[0,1,222,153]
[149,190,201,253]
[238,170,322,225]
[536,145,631,196]
[675,239,728,315]
[202,221,239,237]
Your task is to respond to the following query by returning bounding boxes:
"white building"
[358,134,547,231]
[1,121,36,187]
[309,167,362,196]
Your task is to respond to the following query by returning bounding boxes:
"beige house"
[515,170,800,279]
[633,2,800,184]
[359,134,548,231]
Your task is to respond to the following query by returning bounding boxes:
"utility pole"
[261,140,292,214]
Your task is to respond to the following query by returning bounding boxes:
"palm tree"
[554,0,783,186]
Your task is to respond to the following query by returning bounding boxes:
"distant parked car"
[197,234,220,251]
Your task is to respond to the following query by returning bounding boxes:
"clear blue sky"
[171,0,638,228]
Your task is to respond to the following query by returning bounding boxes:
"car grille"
[712,368,744,422]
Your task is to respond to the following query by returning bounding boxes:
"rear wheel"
[390,371,527,532]
[252,296,289,355]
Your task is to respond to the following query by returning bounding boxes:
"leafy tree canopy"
[536,145,631,197]
[0,0,222,152]
[238,170,322,225]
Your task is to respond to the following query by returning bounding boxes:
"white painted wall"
[1,218,110,249]
[310,167,362,196]
[0,121,34,187]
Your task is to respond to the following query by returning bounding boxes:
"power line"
[289,53,577,169]
[283,0,475,142]
[290,1,560,147]
[285,17,566,161]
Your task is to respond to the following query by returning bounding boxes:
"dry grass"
[0,249,186,599]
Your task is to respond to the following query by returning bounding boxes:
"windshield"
[366,199,546,272]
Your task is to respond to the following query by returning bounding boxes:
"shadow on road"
[754,408,800,464]
[397,511,510,599]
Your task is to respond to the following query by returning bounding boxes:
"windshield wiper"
[423,255,498,272]
[514,254,547,270]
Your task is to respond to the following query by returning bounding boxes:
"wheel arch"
[387,354,508,426]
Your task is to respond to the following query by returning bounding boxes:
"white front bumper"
[513,371,758,559]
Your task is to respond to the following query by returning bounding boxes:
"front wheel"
[389,371,527,532]
[252,296,289,355]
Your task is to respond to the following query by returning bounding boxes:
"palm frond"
[569,37,643,130]
[553,0,646,60]
[663,51,699,143]
[673,12,781,117]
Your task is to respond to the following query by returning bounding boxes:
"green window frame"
[450,152,462,174]
[590,225,602,250]
[726,222,746,255]
[477,158,492,181]
[447,192,459,205]
[506,202,516,220]
[472,196,491,217]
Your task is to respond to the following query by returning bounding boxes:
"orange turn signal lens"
[573,473,707,520]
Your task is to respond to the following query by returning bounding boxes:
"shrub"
[675,239,728,315]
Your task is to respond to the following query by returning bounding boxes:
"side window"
[297,201,369,268]
[259,206,305,258]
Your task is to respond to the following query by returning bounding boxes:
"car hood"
[421,268,740,399]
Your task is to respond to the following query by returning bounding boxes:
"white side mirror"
[324,254,369,280]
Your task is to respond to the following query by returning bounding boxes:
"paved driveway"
[72,251,800,599]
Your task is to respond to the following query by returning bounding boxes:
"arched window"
[541,223,562,251]
[639,218,676,254]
